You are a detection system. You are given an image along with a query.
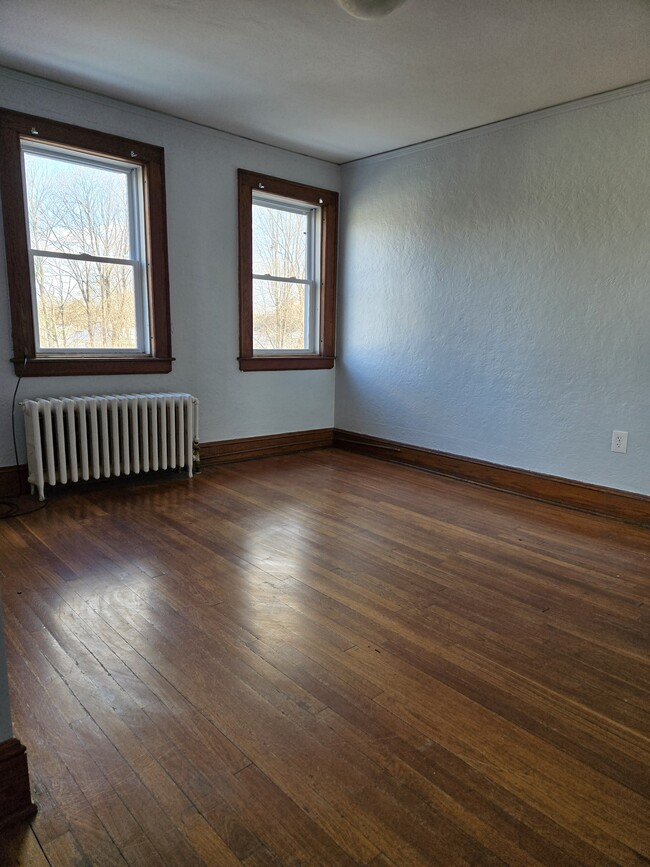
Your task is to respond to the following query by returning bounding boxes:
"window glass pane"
[253,279,307,351]
[252,203,307,280]
[34,255,138,350]
[23,151,131,259]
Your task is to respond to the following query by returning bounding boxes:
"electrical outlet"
[611,431,628,454]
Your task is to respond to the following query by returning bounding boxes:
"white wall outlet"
[611,430,628,454]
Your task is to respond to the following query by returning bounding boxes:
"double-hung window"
[23,143,149,355]
[252,192,319,355]
[238,170,337,371]
[0,110,172,376]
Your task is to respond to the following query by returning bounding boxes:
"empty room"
[0,0,649,864]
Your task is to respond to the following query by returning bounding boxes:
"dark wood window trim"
[0,109,173,377]
[238,169,337,372]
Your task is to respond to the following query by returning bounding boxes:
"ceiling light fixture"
[336,0,408,20]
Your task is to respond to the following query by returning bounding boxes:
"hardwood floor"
[0,449,648,866]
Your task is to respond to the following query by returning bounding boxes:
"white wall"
[0,68,340,466]
[336,87,650,495]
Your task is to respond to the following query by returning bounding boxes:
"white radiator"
[21,393,199,501]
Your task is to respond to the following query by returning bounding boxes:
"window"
[0,110,172,376]
[238,170,337,371]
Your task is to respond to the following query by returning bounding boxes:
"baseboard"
[0,431,334,496]
[333,429,650,526]
[4,427,647,525]
[0,738,36,830]
[0,465,26,498]
[200,428,335,466]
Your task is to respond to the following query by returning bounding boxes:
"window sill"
[239,356,335,372]
[14,355,174,377]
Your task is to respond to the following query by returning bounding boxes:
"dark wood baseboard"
[333,429,650,527]
[0,431,334,499]
[200,428,334,467]
[0,738,36,830]
[0,465,26,499]
[4,426,647,526]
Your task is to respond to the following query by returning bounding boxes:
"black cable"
[0,358,47,519]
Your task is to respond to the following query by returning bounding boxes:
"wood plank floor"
[0,449,649,866]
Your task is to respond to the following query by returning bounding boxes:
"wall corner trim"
[0,738,37,830]
[333,429,650,526]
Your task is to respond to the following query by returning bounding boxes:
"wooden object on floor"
[334,428,650,526]
[0,738,36,830]
[0,449,649,865]
[0,466,26,499]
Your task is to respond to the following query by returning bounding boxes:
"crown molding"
[342,78,650,169]
[0,65,336,167]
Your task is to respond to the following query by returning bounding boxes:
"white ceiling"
[1,0,649,163]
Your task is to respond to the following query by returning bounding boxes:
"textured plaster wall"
[0,68,339,466]
[336,89,650,495]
